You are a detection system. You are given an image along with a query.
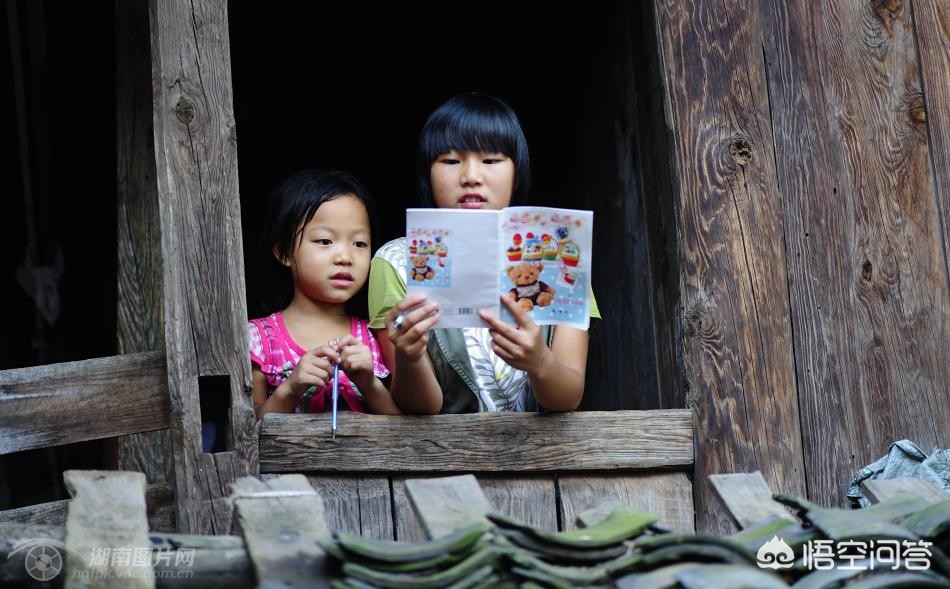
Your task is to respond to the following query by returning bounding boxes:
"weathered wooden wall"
[655,0,950,534]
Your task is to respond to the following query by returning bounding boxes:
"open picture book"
[405,207,593,329]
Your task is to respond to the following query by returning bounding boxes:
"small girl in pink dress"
[249,170,400,418]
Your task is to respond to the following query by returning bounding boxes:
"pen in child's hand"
[331,362,340,438]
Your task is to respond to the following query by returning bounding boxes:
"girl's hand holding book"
[386,294,441,362]
[479,295,551,375]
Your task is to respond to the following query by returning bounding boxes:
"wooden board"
[912,0,950,282]
[305,475,394,540]
[0,482,175,531]
[232,475,330,587]
[653,0,806,534]
[478,475,558,532]
[64,471,154,589]
[149,0,257,534]
[558,472,695,533]
[861,478,948,505]
[405,475,491,539]
[115,0,173,486]
[260,410,693,472]
[0,352,167,454]
[761,0,950,507]
[708,472,793,529]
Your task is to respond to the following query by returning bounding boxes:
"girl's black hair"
[417,93,531,206]
[257,169,378,318]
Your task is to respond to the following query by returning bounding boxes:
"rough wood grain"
[232,475,330,587]
[861,478,948,504]
[0,353,168,454]
[558,473,695,533]
[708,472,793,529]
[64,471,155,589]
[260,410,692,473]
[149,0,257,533]
[115,0,173,486]
[405,475,492,539]
[478,475,558,532]
[391,478,427,543]
[304,475,394,540]
[761,0,950,507]
[912,0,950,285]
[0,482,175,531]
[653,0,806,535]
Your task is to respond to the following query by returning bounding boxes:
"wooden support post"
[63,471,155,589]
[652,0,806,534]
[232,475,331,587]
[115,0,174,486]
[148,0,258,534]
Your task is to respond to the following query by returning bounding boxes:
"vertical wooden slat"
[148,0,257,534]
[304,475,395,540]
[478,475,558,533]
[391,478,427,542]
[912,0,950,278]
[115,0,173,485]
[761,0,950,507]
[558,473,694,533]
[653,0,806,534]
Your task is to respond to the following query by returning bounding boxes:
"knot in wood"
[872,0,904,36]
[862,259,873,281]
[909,95,926,125]
[729,139,752,166]
[175,97,196,124]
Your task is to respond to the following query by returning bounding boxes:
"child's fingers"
[310,344,341,364]
[499,294,538,329]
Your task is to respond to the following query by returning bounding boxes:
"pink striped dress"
[248,312,389,413]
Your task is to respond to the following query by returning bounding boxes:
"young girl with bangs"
[368,93,600,414]
[250,169,400,419]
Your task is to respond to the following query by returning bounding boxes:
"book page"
[499,207,593,329]
[405,209,500,327]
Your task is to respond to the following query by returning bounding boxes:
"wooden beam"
[653,0,807,534]
[115,0,173,485]
[761,0,950,507]
[148,0,257,533]
[0,352,168,455]
[260,410,693,473]
[0,482,175,532]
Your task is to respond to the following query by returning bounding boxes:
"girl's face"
[430,150,515,210]
[283,194,372,306]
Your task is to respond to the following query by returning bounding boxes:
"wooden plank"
[405,475,491,539]
[260,410,692,473]
[0,353,168,455]
[391,478,427,543]
[115,0,173,486]
[708,472,793,529]
[912,0,950,284]
[558,473,695,533]
[861,478,948,505]
[232,475,330,587]
[653,0,805,534]
[761,0,950,508]
[1,523,253,589]
[149,0,257,534]
[0,482,175,532]
[64,471,155,589]
[478,475,558,533]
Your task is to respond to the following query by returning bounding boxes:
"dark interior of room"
[0,0,677,509]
